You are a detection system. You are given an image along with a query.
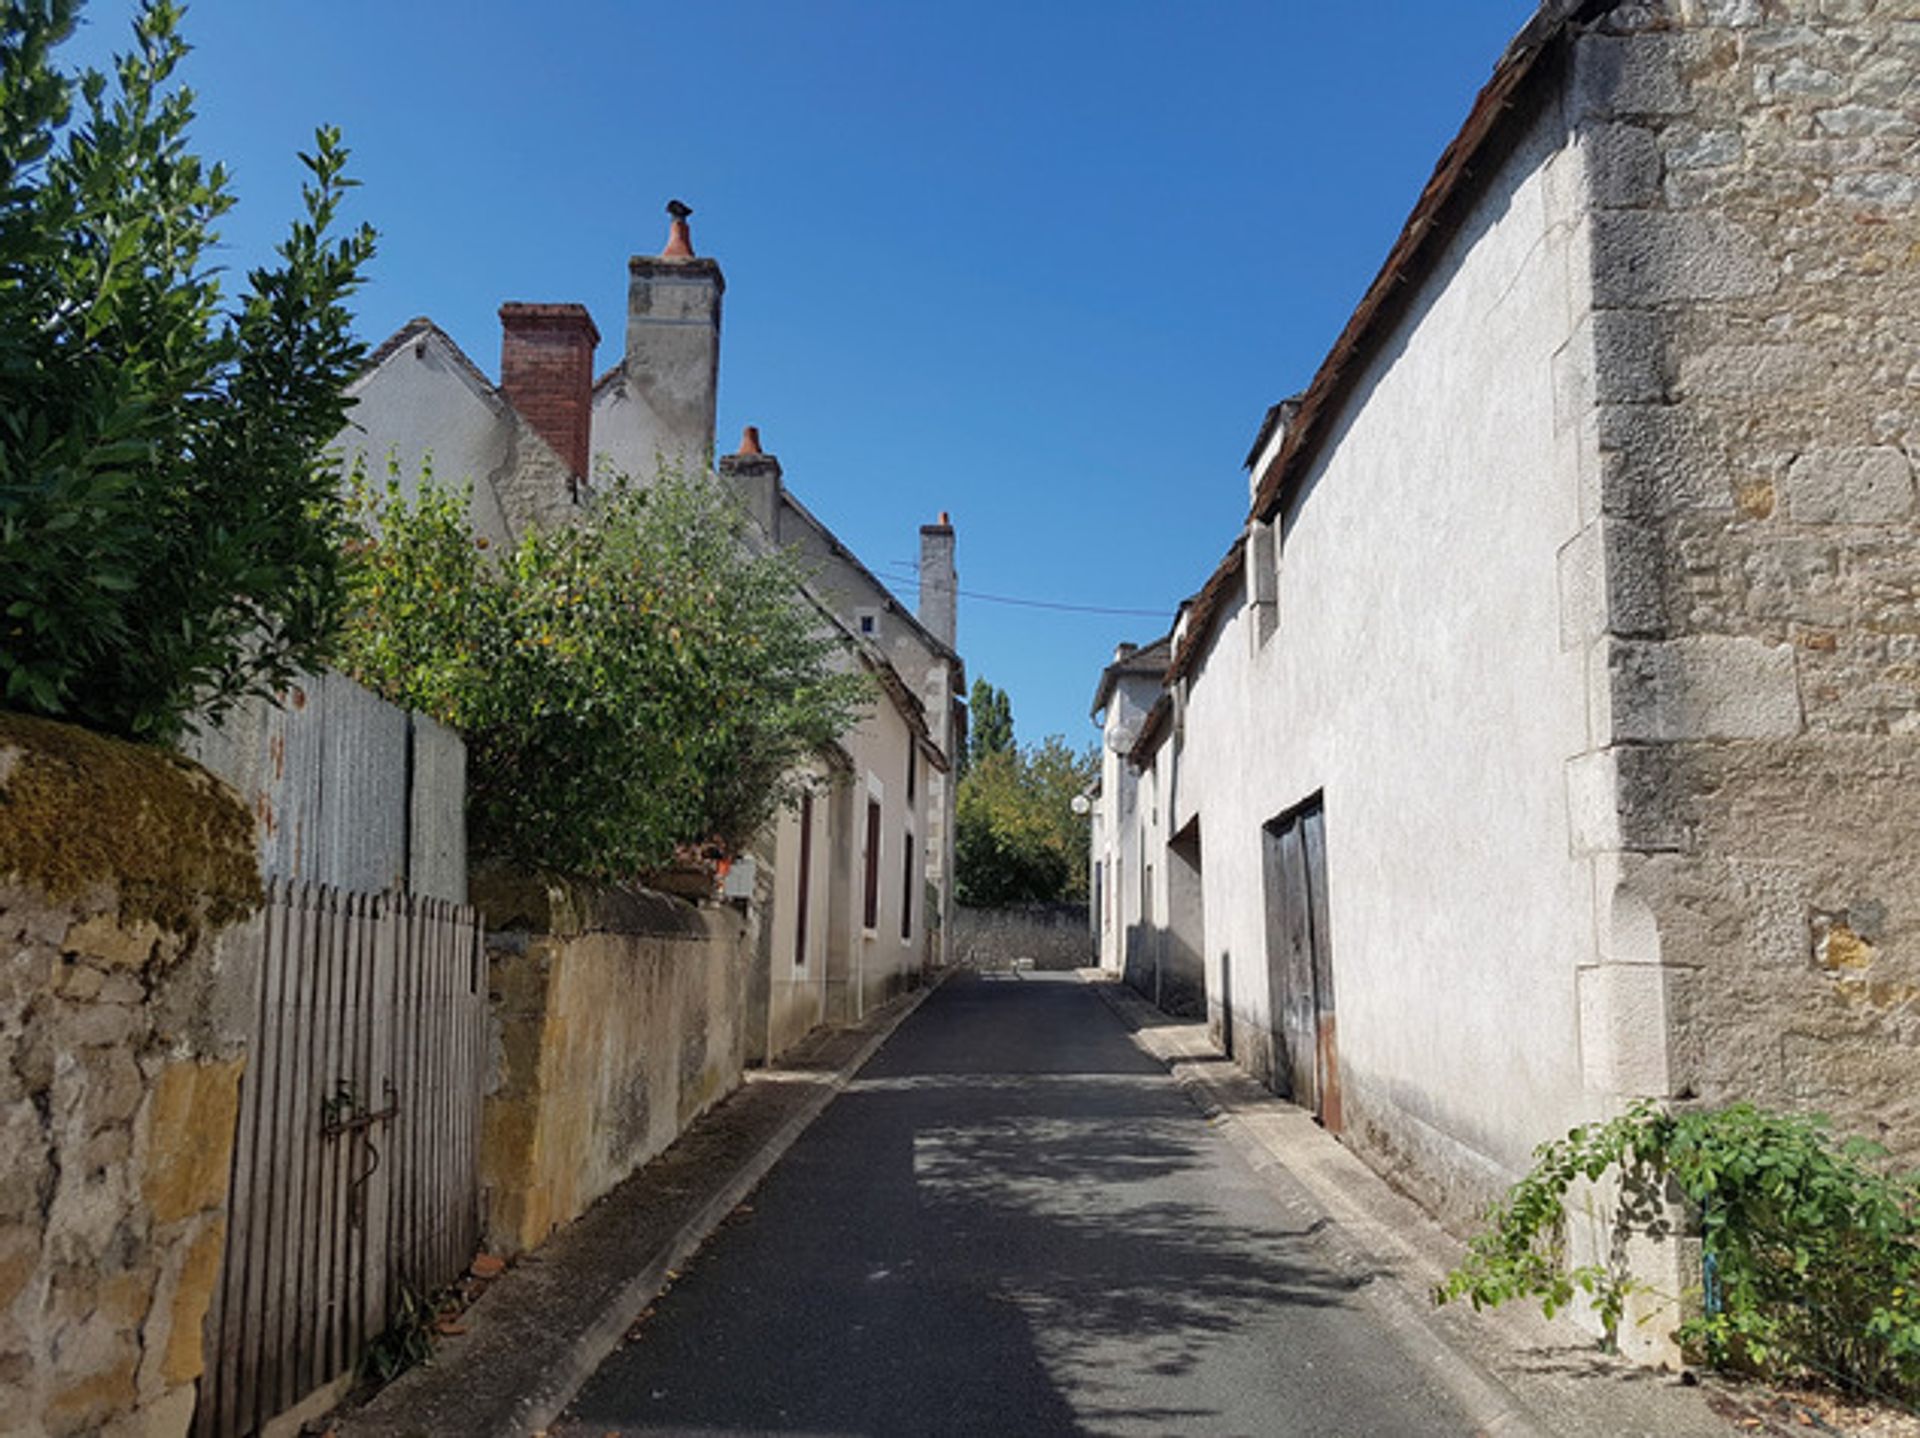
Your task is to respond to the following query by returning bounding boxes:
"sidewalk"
[1082,973,1737,1438]
[333,979,939,1438]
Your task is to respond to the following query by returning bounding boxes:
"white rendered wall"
[341,334,517,549]
[1181,99,1594,1213]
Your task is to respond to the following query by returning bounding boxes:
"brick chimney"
[918,511,956,650]
[499,303,600,480]
[626,200,724,473]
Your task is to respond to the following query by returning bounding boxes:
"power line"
[877,563,1173,618]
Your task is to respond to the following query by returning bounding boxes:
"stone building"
[341,206,964,1055]
[1090,0,1920,1350]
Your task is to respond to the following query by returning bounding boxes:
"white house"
[341,205,964,1059]
[1091,0,1920,1356]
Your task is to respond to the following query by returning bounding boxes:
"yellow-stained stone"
[47,1352,137,1429]
[1734,478,1775,519]
[159,1220,224,1386]
[142,1057,244,1224]
[0,1236,36,1315]
[99,1269,155,1331]
[1818,921,1875,972]
[63,915,164,970]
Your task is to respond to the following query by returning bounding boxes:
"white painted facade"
[1095,9,1920,1370]
[1095,97,1601,1221]
[1189,95,1592,1207]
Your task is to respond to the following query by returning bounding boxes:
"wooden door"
[1262,799,1338,1129]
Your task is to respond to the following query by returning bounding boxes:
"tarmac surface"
[555,972,1477,1437]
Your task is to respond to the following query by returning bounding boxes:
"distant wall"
[184,670,467,904]
[950,903,1092,972]
[473,868,750,1256]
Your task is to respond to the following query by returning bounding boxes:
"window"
[793,791,814,967]
[862,798,882,930]
[856,607,879,637]
[907,744,917,804]
[900,832,914,940]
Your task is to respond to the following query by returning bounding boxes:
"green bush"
[0,0,376,741]
[339,466,869,883]
[954,735,1097,906]
[1437,1101,1920,1402]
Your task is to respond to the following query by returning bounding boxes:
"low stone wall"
[473,867,751,1256]
[949,903,1092,972]
[0,713,262,1438]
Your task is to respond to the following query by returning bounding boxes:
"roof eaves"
[1168,0,1608,683]
[1128,694,1173,769]
[1090,632,1173,717]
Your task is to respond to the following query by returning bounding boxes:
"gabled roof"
[776,483,964,677]
[1090,633,1172,718]
[1169,0,1611,683]
[356,316,507,414]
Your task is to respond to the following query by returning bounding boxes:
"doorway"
[1261,797,1340,1132]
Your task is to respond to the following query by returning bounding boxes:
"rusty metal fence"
[195,881,486,1438]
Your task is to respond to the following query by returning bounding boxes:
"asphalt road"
[557,973,1476,1437]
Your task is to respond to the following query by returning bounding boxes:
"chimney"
[918,511,957,650]
[626,200,724,475]
[499,303,600,480]
[718,424,782,537]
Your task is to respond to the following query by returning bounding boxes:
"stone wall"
[473,867,750,1256]
[950,903,1093,972]
[0,714,261,1438]
[1571,0,1920,1159]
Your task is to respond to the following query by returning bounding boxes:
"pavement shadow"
[558,973,1429,1437]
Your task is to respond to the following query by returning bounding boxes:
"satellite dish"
[1070,794,1092,816]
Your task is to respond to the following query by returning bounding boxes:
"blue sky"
[65,0,1537,746]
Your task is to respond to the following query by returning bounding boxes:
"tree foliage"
[955,726,1097,908]
[965,677,1013,774]
[339,466,870,883]
[0,0,376,741]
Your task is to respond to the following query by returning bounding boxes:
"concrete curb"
[337,976,941,1438]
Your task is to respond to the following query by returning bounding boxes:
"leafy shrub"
[0,0,376,741]
[1437,1102,1920,1402]
[339,466,869,882]
[955,736,1097,906]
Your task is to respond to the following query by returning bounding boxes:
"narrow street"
[557,973,1476,1437]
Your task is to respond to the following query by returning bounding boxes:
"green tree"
[954,732,1098,906]
[0,0,377,741]
[340,466,871,883]
[966,677,1013,774]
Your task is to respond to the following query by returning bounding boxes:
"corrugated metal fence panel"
[407,714,468,905]
[315,673,410,895]
[197,882,485,1438]
[184,671,466,901]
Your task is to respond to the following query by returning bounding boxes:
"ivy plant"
[1437,1101,1920,1403]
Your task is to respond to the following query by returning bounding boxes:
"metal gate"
[196,880,487,1437]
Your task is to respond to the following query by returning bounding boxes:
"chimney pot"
[662,199,696,258]
[737,424,763,456]
[939,510,950,525]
